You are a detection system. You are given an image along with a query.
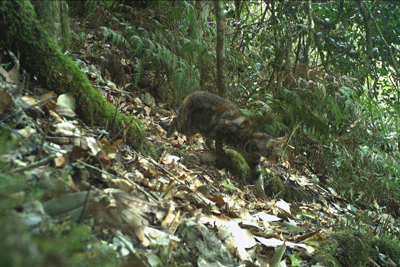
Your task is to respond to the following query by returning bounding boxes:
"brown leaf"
[9,66,23,85]
[112,139,124,149]
[99,139,114,154]
[39,91,57,111]
[0,65,14,83]
[0,89,13,114]
[144,106,151,116]
[96,149,111,171]
[54,156,65,168]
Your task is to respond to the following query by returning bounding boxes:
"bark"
[303,0,314,66]
[0,1,152,154]
[31,0,59,39]
[214,0,226,98]
[60,0,70,53]
[356,0,374,81]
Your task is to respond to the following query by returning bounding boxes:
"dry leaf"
[54,156,65,168]
[9,66,23,85]
[57,93,76,111]
[39,91,57,111]
[0,89,13,114]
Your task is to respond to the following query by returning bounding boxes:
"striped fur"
[160,91,286,198]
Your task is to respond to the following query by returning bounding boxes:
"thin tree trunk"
[303,0,314,66]
[214,0,226,97]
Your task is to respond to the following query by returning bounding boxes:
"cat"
[160,91,286,198]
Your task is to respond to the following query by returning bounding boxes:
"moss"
[313,229,374,267]
[372,235,400,264]
[217,150,250,180]
[0,1,147,151]
[215,150,285,194]
[313,239,342,267]
[140,140,158,160]
[0,216,121,267]
[263,168,284,195]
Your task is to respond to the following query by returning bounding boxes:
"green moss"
[313,239,342,267]
[372,235,400,264]
[140,140,158,160]
[313,229,374,267]
[217,150,250,180]
[215,150,285,195]
[0,217,121,267]
[0,1,147,151]
[0,129,18,154]
[263,168,284,195]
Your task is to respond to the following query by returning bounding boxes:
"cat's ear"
[266,135,287,150]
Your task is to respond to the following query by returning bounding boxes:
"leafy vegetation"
[71,0,400,225]
[2,0,400,265]
[95,0,400,211]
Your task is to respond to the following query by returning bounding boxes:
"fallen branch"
[14,154,57,173]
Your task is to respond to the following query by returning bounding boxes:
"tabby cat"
[160,91,286,198]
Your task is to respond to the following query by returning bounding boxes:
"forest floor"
[1,67,398,266]
[1,7,399,267]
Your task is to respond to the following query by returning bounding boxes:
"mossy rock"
[216,150,285,195]
[216,149,250,180]
[0,1,147,151]
[372,235,400,264]
[263,168,284,195]
[313,229,374,267]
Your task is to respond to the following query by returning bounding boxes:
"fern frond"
[130,35,144,56]
[133,59,142,86]
[101,26,130,49]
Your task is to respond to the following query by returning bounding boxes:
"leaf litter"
[0,56,399,267]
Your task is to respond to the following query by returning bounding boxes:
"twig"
[14,154,57,173]
[0,121,27,143]
[135,151,206,200]
[36,117,52,162]
[75,159,159,203]
[1,96,56,123]
[92,84,131,94]
[110,117,134,142]
[77,188,91,224]
[109,95,122,137]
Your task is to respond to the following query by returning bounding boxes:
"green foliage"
[373,235,400,264]
[217,149,250,180]
[75,0,400,206]
[99,1,212,102]
[101,26,131,49]
[279,75,361,139]
[131,26,201,99]
[315,229,374,267]
[263,168,284,195]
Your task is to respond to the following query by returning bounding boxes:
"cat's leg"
[245,155,268,199]
[205,138,215,150]
[215,140,225,155]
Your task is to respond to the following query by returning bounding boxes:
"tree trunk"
[60,0,71,53]
[214,0,226,98]
[0,1,153,155]
[303,0,314,66]
[356,0,373,82]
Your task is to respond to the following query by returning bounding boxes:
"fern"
[125,16,202,99]
[101,26,131,49]
[130,35,144,56]
[277,73,362,139]
[133,58,141,86]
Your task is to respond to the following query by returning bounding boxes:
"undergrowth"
[78,1,400,212]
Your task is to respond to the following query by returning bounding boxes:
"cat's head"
[249,133,287,163]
